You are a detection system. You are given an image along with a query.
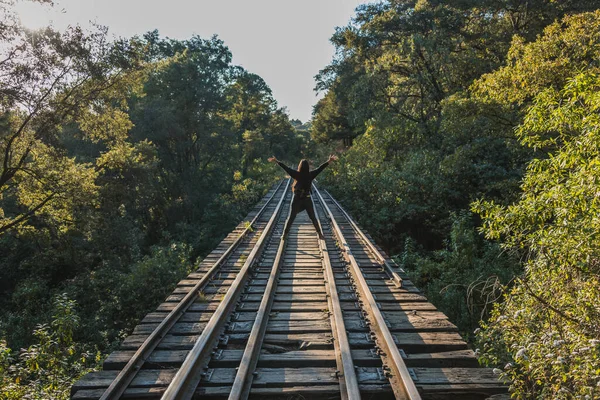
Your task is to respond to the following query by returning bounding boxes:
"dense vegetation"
[0,1,306,397]
[313,0,600,398]
[3,0,600,398]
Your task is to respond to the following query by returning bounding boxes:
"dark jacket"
[277,160,329,198]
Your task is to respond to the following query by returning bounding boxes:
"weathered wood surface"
[104,349,479,369]
[155,299,438,312]
[70,182,506,400]
[72,367,504,399]
[120,331,470,352]
[73,367,502,390]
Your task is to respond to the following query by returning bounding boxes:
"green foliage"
[474,71,600,399]
[472,11,600,108]
[400,212,520,337]
[313,0,600,145]
[312,8,600,398]
[312,90,358,146]
[0,294,97,400]
[74,243,193,342]
[0,14,146,235]
[0,4,306,399]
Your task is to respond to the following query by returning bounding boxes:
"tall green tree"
[311,0,600,340]
[0,3,145,235]
[0,14,304,356]
[472,11,600,398]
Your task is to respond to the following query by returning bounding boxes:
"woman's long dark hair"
[297,159,310,176]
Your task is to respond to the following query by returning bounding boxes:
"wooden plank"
[236,300,437,312]
[277,279,328,286]
[197,383,394,397]
[72,370,177,390]
[251,293,328,302]
[165,292,224,302]
[176,278,235,287]
[156,300,347,313]
[343,316,455,333]
[172,286,231,295]
[246,292,428,303]
[141,311,213,324]
[231,319,332,334]
[144,310,330,324]
[73,367,503,392]
[413,367,504,385]
[204,367,387,387]
[337,284,422,294]
[120,331,468,353]
[252,301,331,312]
[104,349,479,370]
[239,311,329,321]
[72,385,396,400]
[270,272,325,279]
[271,286,327,294]
[370,292,427,302]
[404,350,480,368]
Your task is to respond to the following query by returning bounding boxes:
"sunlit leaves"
[472,11,600,107]
[78,107,134,145]
[0,294,95,400]
[474,69,600,399]
[471,23,600,396]
[0,137,99,235]
[0,14,146,235]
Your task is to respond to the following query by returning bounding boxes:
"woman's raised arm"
[269,156,300,180]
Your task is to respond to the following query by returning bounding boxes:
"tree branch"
[0,192,56,235]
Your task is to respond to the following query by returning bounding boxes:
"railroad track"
[72,179,505,400]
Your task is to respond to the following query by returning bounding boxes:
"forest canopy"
[0,1,307,397]
[313,1,600,398]
[2,0,600,399]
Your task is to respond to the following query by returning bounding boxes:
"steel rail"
[161,178,291,400]
[322,189,403,287]
[227,188,292,400]
[313,184,422,400]
[312,194,361,400]
[99,179,286,400]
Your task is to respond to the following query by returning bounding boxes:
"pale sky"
[15,0,371,122]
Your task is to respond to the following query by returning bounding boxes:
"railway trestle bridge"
[71,180,506,400]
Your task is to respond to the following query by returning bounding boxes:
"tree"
[313,0,600,146]
[472,12,600,398]
[311,90,356,146]
[311,0,600,343]
[0,294,96,400]
[0,4,145,235]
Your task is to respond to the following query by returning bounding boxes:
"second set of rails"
[71,178,499,400]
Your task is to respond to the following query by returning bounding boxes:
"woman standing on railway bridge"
[268,155,338,240]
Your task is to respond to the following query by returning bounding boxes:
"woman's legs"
[283,196,302,237]
[304,197,324,239]
[283,195,324,239]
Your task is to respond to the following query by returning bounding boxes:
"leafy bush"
[474,72,600,398]
[0,294,98,400]
[70,242,193,347]
[400,212,520,337]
